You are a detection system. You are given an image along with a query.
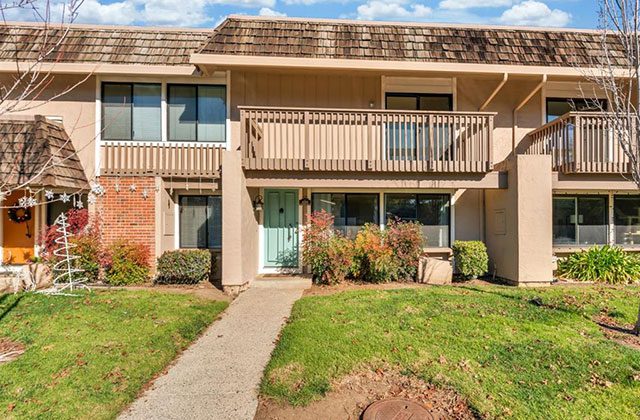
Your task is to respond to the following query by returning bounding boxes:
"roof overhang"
[191,53,631,78]
[0,61,198,76]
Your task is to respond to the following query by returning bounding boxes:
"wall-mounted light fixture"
[299,197,311,206]
[253,195,264,212]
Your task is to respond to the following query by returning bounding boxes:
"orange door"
[2,191,35,264]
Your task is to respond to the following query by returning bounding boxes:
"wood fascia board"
[244,171,506,189]
[0,62,197,76]
[191,54,632,78]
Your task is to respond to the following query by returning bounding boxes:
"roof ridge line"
[224,14,602,34]
[0,20,214,33]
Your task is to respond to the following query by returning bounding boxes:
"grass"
[261,285,640,419]
[0,289,228,420]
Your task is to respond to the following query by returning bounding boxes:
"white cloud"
[259,7,287,17]
[498,0,571,27]
[211,0,275,6]
[439,0,513,10]
[357,0,432,21]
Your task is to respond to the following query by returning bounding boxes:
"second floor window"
[168,84,226,142]
[102,83,161,141]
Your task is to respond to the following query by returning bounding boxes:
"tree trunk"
[634,301,640,335]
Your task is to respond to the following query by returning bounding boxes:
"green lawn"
[261,285,640,419]
[0,290,227,420]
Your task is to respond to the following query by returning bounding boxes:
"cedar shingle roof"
[199,17,627,68]
[0,23,210,65]
[0,116,88,189]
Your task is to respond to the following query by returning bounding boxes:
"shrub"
[452,240,488,279]
[39,208,90,256]
[103,241,151,286]
[71,234,103,283]
[385,218,424,280]
[353,224,399,283]
[557,245,640,284]
[302,210,355,285]
[156,249,213,284]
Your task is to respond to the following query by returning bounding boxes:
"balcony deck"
[100,142,224,177]
[240,107,495,173]
[526,112,633,174]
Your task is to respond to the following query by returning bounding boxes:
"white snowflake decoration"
[87,193,97,205]
[91,183,105,197]
[45,190,55,200]
[75,200,84,209]
[18,196,38,208]
[142,189,148,199]
[60,193,71,203]
[129,184,137,192]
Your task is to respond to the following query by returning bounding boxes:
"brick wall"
[96,176,156,258]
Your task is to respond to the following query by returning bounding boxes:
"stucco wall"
[221,150,259,289]
[485,155,553,285]
[1,74,97,180]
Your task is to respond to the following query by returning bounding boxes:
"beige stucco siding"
[1,74,97,180]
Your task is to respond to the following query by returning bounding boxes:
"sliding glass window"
[168,84,226,142]
[102,83,161,141]
[179,196,222,249]
[385,193,450,247]
[552,195,608,245]
[385,93,453,161]
[546,97,608,123]
[614,196,640,246]
[311,193,379,238]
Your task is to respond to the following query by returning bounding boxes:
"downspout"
[479,73,508,111]
[512,74,547,151]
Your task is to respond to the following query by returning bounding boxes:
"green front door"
[264,189,299,268]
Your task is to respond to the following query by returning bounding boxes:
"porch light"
[299,197,311,206]
[253,195,264,212]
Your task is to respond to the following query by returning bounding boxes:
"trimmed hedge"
[156,249,213,284]
[452,240,488,279]
[104,241,151,286]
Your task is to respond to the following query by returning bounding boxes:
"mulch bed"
[255,367,476,420]
[0,338,25,364]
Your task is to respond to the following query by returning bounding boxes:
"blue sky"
[13,0,600,29]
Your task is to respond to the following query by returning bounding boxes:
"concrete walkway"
[119,277,310,420]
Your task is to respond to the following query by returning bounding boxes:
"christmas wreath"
[8,204,32,223]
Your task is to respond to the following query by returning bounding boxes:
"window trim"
[613,195,640,247]
[384,193,451,247]
[311,192,380,227]
[385,92,453,111]
[545,97,609,123]
[178,195,222,250]
[552,194,609,246]
[101,82,162,142]
[167,83,227,143]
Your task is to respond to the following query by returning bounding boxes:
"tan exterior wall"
[454,189,483,242]
[221,150,259,290]
[230,70,382,150]
[2,74,97,180]
[485,155,553,285]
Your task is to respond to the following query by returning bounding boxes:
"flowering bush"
[156,249,213,284]
[302,210,355,285]
[103,241,151,286]
[385,218,424,280]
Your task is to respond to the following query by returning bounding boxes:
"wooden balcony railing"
[100,142,224,177]
[240,107,495,173]
[526,112,634,173]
